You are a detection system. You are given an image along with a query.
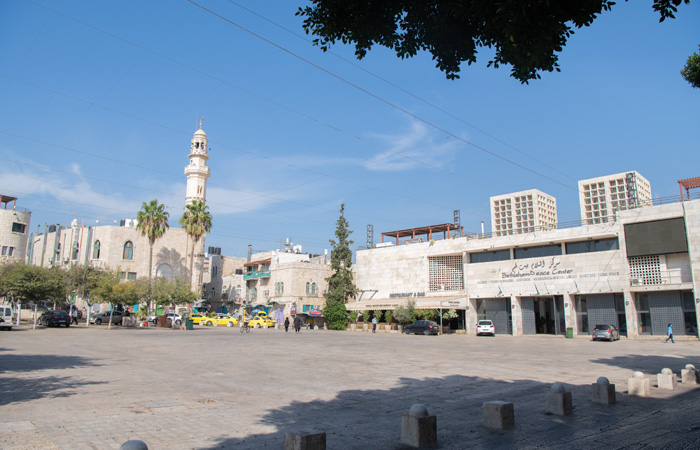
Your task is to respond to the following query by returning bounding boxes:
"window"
[275,282,284,295]
[514,244,561,259]
[118,272,126,279]
[127,272,137,280]
[428,255,464,291]
[470,249,510,264]
[93,240,101,259]
[123,241,133,260]
[566,238,619,255]
[1,246,6,256]
[7,247,13,256]
[71,243,79,261]
[306,282,311,294]
[311,282,317,295]
[252,287,257,299]
[12,222,26,233]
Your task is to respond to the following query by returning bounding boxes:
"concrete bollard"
[284,431,326,450]
[657,368,677,390]
[591,377,616,404]
[545,383,572,415]
[483,401,515,430]
[120,440,148,450]
[681,364,698,385]
[401,404,437,448]
[628,371,650,397]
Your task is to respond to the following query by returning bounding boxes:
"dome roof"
[194,126,207,138]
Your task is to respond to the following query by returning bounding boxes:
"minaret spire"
[184,122,211,206]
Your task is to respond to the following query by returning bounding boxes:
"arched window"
[156,263,173,281]
[92,240,101,259]
[311,282,318,295]
[306,282,311,294]
[123,241,133,260]
[252,287,258,299]
[275,282,284,295]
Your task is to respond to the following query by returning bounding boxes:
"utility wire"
[187,0,578,192]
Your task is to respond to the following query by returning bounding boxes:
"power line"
[187,0,578,192]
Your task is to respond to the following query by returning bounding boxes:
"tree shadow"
[199,374,700,449]
[0,375,102,406]
[155,247,188,280]
[592,354,700,374]
[0,353,99,374]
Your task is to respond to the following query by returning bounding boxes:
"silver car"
[592,324,620,341]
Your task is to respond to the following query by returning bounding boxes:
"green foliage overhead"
[384,310,392,324]
[681,45,700,89]
[297,0,690,83]
[323,300,349,330]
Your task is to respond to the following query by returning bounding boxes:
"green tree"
[178,199,213,290]
[323,204,357,330]
[393,299,417,325]
[64,264,105,309]
[297,0,690,83]
[136,199,170,315]
[0,262,64,306]
[682,45,700,89]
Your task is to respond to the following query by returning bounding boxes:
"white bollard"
[545,383,572,415]
[401,404,437,448]
[681,364,698,385]
[628,371,650,397]
[657,368,677,390]
[592,377,616,404]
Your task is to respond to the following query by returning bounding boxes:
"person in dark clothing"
[294,316,301,333]
[666,323,675,343]
[284,317,290,332]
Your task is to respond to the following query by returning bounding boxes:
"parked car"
[39,310,71,327]
[202,314,238,327]
[189,313,207,324]
[404,320,440,335]
[592,324,620,341]
[476,319,496,336]
[248,316,276,328]
[152,313,182,326]
[90,311,124,325]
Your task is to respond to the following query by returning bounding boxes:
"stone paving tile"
[2,326,700,449]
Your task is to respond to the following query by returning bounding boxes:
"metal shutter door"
[521,298,536,335]
[485,299,509,335]
[587,294,618,328]
[649,291,684,336]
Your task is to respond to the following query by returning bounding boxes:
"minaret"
[185,118,210,206]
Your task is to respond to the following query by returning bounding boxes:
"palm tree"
[179,200,213,291]
[136,199,169,315]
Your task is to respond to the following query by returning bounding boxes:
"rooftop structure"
[490,189,557,236]
[579,171,651,224]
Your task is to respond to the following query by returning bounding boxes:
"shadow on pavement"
[0,353,99,375]
[592,354,700,374]
[0,375,102,406]
[200,374,700,450]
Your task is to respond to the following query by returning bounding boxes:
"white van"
[0,305,13,330]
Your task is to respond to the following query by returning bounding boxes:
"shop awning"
[345,296,467,311]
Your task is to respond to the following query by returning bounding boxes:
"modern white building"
[352,184,700,340]
[490,189,557,236]
[0,195,31,263]
[579,171,652,224]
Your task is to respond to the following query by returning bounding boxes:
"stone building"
[0,195,31,263]
[26,124,212,309]
[351,178,700,340]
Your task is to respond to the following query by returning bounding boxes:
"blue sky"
[1,0,699,258]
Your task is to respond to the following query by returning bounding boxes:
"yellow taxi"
[189,313,207,325]
[203,314,238,327]
[248,316,276,328]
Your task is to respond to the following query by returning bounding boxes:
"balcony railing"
[244,270,271,280]
[629,269,692,287]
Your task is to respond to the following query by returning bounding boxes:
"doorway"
[534,297,555,334]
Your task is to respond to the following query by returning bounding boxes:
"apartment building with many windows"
[490,189,557,236]
[579,171,652,224]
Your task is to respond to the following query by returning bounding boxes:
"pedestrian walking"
[372,316,377,333]
[71,308,78,325]
[665,323,675,343]
[284,317,290,333]
[294,316,301,333]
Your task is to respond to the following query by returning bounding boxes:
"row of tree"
[0,261,197,316]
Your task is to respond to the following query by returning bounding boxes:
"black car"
[404,320,440,335]
[39,310,71,327]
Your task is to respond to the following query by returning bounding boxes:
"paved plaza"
[1,325,700,449]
